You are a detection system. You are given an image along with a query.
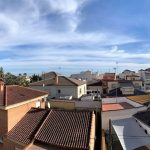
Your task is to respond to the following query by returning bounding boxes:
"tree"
[4,72,30,86]
[23,73,27,76]
[0,67,4,79]
[5,72,18,85]
[30,74,42,83]
[17,76,30,87]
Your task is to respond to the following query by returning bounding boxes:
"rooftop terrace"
[102,102,134,111]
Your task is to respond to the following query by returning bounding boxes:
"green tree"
[0,67,4,79]
[5,72,30,86]
[5,72,18,85]
[17,76,30,86]
[31,74,42,83]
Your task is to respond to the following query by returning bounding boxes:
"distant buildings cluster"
[0,68,150,149]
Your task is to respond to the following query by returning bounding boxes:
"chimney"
[55,75,58,85]
[0,80,4,105]
[4,86,7,106]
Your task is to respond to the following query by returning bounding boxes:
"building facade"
[30,72,87,99]
[0,81,48,150]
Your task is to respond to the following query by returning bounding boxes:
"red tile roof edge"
[3,85,48,107]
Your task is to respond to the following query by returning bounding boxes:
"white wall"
[31,84,86,99]
[75,101,100,109]
[102,97,143,107]
[77,84,87,98]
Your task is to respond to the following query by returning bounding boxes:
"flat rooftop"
[102,102,134,111]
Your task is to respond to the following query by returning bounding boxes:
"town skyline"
[0,0,150,74]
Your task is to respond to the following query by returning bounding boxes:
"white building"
[30,72,87,99]
[106,80,143,95]
[119,69,140,80]
[139,68,150,90]
[70,70,103,81]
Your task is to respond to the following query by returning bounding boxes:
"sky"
[0,0,150,75]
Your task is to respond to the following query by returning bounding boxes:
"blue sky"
[0,0,150,75]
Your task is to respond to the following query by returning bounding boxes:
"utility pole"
[114,61,118,103]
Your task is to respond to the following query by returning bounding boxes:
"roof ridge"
[34,109,53,139]
[60,76,78,86]
[30,78,52,84]
[15,85,48,94]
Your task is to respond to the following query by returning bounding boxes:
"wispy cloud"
[0,0,149,74]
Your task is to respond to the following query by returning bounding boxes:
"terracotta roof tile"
[0,85,48,106]
[30,76,86,86]
[7,108,92,150]
[35,110,92,150]
[7,108,48,144]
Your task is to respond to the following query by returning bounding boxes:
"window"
[0,136,3,144]
[80,88,82,94]
[36,100,41,108]
[58,89,61,94]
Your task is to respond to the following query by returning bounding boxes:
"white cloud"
[47,0,84,14]
[0,13,19,36]
[0,0,147,74]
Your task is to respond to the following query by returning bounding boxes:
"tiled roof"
[41,72,61,80]
[30,76,85,86]
[7,108,93,150]
[7,108,48,144]
[67,77,86,86]
[0,85,48,106]
[127,95,150,104]
[87,80,102,86]
[35,110,92,150]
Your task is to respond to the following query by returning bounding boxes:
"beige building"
[0,80,48,150]
[30,72,87,99]
[126,75,140,80]
[106,80,143,94]
[119,69,138,80]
